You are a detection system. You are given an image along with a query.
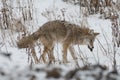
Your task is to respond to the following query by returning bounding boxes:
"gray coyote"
[17,20,99,63]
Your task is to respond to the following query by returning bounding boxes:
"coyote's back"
[17,20,99,63]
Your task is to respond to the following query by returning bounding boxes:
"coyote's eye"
[90,40,93,42]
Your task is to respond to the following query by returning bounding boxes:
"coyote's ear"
[94,33,100,36]
[89,29,94,34]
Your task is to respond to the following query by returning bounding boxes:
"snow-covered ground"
[0,0,120,80]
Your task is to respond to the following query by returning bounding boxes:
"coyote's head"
[83,29,99,51]
[17,35,35,48]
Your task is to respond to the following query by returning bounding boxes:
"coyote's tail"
[17,29,41,48]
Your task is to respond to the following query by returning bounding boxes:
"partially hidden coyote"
[17,20,99,63]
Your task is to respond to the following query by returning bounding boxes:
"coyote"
[17,20,99,63]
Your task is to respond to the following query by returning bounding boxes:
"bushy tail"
[17,29,41,48]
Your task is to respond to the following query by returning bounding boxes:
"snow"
[0,0,120,80]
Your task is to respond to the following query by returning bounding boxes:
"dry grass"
[0,0,36,64]
[0,0,120,71]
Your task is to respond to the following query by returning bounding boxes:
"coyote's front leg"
[47,50,55,63]
[39,46,55,63]
[62,43,70,63]
[39,47,47,63]
[29,47,39,64]
[69,46,77,60]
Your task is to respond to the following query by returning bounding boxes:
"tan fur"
[17,20,99,63]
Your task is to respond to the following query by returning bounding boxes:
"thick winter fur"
[17,20,99,63]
